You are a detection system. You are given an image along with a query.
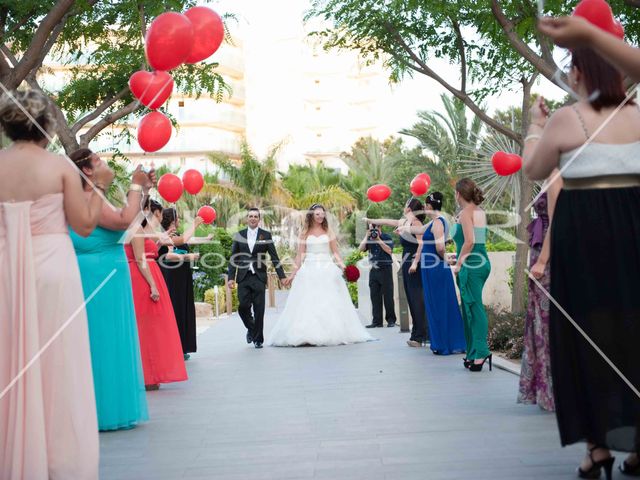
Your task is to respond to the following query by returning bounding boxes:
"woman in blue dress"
[403,192,465,355]
[69,148,150,431]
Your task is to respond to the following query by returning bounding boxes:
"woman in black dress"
[158,209,203,360]
[366,198,429,347]
[524,47,640,478]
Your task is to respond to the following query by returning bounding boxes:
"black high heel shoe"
[463,358,471,369]
[578,446,615,480]
[620,452,640,476]
[468,354,492,372]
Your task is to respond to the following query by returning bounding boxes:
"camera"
[369,228,379,240]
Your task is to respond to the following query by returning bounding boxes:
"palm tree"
[400,94,484,179]
[281,162,355,211]
[339,136,403,186]
[204,141,292,209]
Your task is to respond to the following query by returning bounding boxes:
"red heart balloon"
[197,205,217,224]
[367,184,392,203]
[185,7,225,63]
[492,151,522,176]
[157,173,183,203]
[410,176,428,196]
[145,12,194,71]
[128,71,174,109]
[182,169,204,195]
[573,0,620,37]
[137,111,172,153]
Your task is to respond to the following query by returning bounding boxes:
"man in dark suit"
[227,207,286,348]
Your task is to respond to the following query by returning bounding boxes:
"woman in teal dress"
[452,178,492,372]
[69,149,152,430]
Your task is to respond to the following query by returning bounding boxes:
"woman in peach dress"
[0,90,113,479]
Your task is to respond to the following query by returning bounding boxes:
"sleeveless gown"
[420,217,466,354]
[158,244,197,354]
[0,193,99,479]
[518,192,555,411]
[399,232,429,343]
[551,142,640,451]
[125,240,188,385]
[452,223,491,361]
[267,234,373,346]
[70,226,149,430]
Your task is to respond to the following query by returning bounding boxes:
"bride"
[267,204,373,347]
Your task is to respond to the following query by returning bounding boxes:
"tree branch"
[451,18,467,93]
[491,0,563,85]
[71,87,130,134]
[79,100,140,147]
[0,8,36,41]
[382,21,519,141]
[11,0,76,87]
[25,73,79,152]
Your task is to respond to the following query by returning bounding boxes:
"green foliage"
[486,241,516,252]
[192,227,233,300]
[348,282,358,307]
[487,307,525,360]
[204,285,239,313]
[344,249,365,266]
[340,136,403,186]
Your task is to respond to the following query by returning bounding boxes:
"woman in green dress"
[451,178,492,372]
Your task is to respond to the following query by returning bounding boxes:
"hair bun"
[0,89,56,142]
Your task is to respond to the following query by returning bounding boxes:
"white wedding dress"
[267,234,374,347]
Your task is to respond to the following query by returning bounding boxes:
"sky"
[209,0,569,145]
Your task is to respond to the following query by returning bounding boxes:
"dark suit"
[227,228,286,343]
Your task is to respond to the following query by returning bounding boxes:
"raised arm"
[61,156,114,237]
[158,217,204,246]
[98,166,152,231]
[364,217,401,227]
[131,234,159,302]
[538,16,640,82]
[523,98,567,181]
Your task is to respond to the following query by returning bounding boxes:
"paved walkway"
[99,297,585,480]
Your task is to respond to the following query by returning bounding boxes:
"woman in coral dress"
[126,199,188,389]
[0,90,113,479]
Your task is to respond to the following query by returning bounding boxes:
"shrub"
[344,248,366,266]
[348,282,358,307]
[192,227,233,301]
[487,307,525,359]
[204,285,239,314]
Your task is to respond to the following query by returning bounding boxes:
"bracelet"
[524,134,541,142]
[128,183,143,193]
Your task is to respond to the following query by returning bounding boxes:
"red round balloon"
[367,184,392,203]
[182,169,204,195]
[573,0,622,38]
[492,151,522,176]
[416,172,431,185]
[157,173,183,203]
[145,12,194,71]
[410,175,429,196]
[137,111,172,152]
[197,205,217,224]
[185,7,225,63]
[129,70,174,109]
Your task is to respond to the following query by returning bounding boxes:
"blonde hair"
[0,89,56,142]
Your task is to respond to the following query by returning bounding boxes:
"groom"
[227,207,286,348]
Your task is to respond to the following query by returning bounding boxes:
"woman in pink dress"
[0,90,114,479]
[126,199,188,389]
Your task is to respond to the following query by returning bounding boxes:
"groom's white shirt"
[247,226,258,273]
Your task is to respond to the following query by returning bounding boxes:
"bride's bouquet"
[344,265,360,283]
